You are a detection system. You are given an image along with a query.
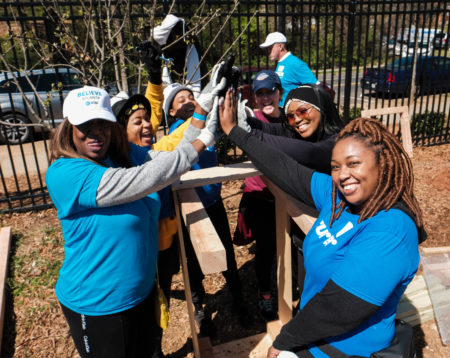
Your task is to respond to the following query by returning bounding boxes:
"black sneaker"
[258,291,278,322]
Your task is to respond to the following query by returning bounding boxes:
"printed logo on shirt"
[315,220,354,246]
[276,66,284,78]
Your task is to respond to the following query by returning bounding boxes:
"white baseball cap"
[63,86,117,125]
[259,32,287,48]
[163,83,193,116]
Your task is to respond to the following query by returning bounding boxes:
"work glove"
[196,97,223,147]
[138,40,162,84]
[196,76,227,113]
[236,94,252,132]
[201,62,224,95]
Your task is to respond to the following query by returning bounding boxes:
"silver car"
[0,67,82,144]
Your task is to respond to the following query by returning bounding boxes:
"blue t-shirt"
[169,119,221,208]
[46,145,161,316]
[276,53,318,106]
[303,173,419,357]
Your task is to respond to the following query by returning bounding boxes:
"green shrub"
[349,107,361,121]
[411,112,447,137]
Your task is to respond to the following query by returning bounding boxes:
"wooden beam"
[267,320,283,341]
[361,105,413,158]
[172,161,261,190]
[275,197,292,324]
[264,179,318,235]
[421,246,450,254]
[399,109,414,158]
[176,188,227,275]
[361,105,409,117]
[0,227,12,353]
[172,193,201,357]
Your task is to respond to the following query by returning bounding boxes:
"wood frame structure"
[171,162,318,357]
[361,106,413,158]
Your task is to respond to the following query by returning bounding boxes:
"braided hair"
[329,117,423,230]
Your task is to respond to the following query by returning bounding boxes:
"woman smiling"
[220,89,424,358]
[46,86,214,358]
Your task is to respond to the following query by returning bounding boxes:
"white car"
[394,41,434,57]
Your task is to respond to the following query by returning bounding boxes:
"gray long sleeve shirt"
[96,124,201,207]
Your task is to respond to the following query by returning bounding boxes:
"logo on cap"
[256,73,269,81]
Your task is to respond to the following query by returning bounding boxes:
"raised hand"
[218,89,237,135]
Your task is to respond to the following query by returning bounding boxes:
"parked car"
[394,40,434,57]
[0,67,82,144]
[360,56,450,97]
[433,31,448,49]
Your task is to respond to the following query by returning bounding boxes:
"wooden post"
[172,192,202,357]
[275,197,292,325]
[0,227,12,353]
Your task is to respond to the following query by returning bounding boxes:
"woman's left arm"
[274,218,419,351]
[273,280,379,350]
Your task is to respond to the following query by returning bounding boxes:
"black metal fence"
[0,0,449,213]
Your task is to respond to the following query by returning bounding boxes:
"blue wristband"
[192,112,207,121]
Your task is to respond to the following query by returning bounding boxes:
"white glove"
[196,97,223,147]
[237,95,252,132]
[196,77,227,113]
[196,128,215,148]
[201,61,224,95]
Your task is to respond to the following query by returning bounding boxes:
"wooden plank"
[172,194,201,357]
[396,275,434,327]
[421,246,450,254]
[213,333,272,358]
[0,227,12,353]
[264,179,318,235]
[177,188,227,275]
[361,106,413,158]
[172,161,261,190]
[399,109,413,158]
[267,320,283,341]
[361,105,409,117]
[275,198,292,324]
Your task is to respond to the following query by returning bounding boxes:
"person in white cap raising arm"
[260,32,319,106]
[45,85,222,358]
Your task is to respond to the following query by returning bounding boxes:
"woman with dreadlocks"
[219,89,424,358]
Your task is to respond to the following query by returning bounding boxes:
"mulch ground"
[0,143,449,357]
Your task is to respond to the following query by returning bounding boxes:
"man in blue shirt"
[260,32,319,106]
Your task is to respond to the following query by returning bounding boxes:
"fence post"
[277,0,286,34]
[343,0,356,123]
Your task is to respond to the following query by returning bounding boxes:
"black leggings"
[60,289,159,358]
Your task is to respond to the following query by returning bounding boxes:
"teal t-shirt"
[46,150,160,315]
[303,172,419,357]
[276,53,318,106]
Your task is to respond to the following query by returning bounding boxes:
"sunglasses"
[286,106,314,121]
[125,103,146,116]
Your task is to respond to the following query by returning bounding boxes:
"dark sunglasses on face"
[286,106,314,121]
